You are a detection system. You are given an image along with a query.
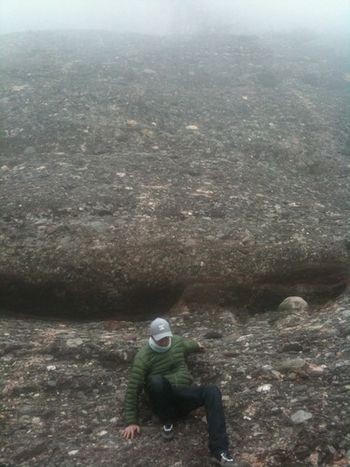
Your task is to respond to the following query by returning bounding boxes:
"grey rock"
[341,310,350,318]
[277,358,306,371]
[66,338,83,348]
[23,146,36,156]
[291,410,313,424]
[203,331,223,339]
[47,379,57,388]
[18,405,36,415]
[278,297,308,312]
[281,342,304,352]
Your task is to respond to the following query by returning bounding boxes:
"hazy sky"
[1,0,349,36]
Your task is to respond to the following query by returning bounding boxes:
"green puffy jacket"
[124,335,199,425]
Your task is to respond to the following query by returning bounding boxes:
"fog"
[1,0,349,36]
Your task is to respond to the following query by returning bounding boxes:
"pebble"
[291,410,313,424]
[257,384,272,392]
[66,338,83,348]
[341,310,350,318]
[281,343,303,352]
[23,146,36,156]
[278,358,306,371]
[47,380,57,388]
[68,450,79,456]
[203,331,223,339]
[46,365,56,371]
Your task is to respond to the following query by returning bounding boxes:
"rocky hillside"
[0,30,349,466]
[0,31,349,318]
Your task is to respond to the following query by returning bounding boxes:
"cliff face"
[0,31,349,318]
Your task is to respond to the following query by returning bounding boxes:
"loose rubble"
[1,293,350,466]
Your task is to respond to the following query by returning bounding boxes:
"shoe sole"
[210,456,235,466]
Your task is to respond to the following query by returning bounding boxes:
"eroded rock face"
[0,31,349,318]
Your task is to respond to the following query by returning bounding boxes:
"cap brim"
[152,331,173,341]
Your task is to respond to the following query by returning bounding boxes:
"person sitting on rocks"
[121,317,235,466]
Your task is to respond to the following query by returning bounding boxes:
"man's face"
[152,336,170,347]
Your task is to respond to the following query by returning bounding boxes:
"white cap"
[150,318,173,341]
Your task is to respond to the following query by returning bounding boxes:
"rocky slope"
[0,31,349,318]
[1,294,350,466]
[0,30,350,466]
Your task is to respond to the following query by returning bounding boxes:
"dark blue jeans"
[147,375,229,456]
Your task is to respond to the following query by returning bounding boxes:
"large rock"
[278,297,308,313]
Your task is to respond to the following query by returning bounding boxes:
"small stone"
[291,410,313,424]
[278,358,306,371]
[1,165,9,171]
[126,119,138,126]
[281,343,303,352]
[185,125,199,130]
[278,296,308,312]
[18,405,35,415]
[98,430,108,436]
[203,331,223,339]
[23,146,36,156]
[66,338,83,348]
[47,380,57,388]
[68,450,79,456]
[46,365,56,371]
[341,310,350,318]
[257,384,272,392]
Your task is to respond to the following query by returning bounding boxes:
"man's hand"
[121,424,140,440]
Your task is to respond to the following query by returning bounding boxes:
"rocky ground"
[1,294,350,466]
[0,30,350,466]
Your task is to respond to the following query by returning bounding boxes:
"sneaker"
[161,423,174,441]
[211,451,236,465]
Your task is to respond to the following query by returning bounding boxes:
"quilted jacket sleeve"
[124,350,148,425]
[182,338,200,354]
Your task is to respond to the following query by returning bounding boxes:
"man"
[121,317,235,465]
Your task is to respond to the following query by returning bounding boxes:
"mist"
[1,0,349,36]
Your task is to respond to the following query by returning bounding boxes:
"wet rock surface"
[0,31,349,317]
[1,294,350,466]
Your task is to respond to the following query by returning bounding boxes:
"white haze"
[1,0,349,37]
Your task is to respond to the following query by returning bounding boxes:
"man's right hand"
[121,424,140,440]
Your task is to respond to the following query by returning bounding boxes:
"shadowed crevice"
[0,262,348,320]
